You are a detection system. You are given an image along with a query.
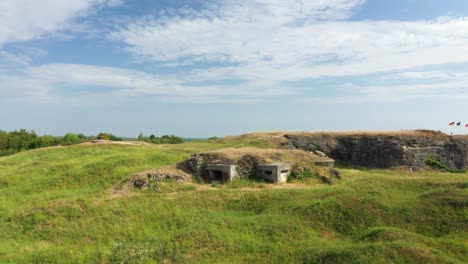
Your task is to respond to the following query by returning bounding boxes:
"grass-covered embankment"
[0,140,466,263]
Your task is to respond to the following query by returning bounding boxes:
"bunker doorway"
[204,170,230,183]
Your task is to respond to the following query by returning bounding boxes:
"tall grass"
[0,141,466,263]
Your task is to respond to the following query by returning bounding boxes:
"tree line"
[0,129,184,157]
[0,129,88,156]
[137,133,184,144]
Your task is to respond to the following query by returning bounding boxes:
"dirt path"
[96,182,316,204]
[195,183,312,192]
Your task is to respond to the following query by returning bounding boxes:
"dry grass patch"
[227,130,450,142]
[206,147,332,164]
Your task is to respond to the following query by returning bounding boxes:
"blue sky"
[2,0,468,137]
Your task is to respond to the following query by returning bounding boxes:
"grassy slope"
[0,139,466,263]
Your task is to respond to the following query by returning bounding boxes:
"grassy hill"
[0,138,466,263]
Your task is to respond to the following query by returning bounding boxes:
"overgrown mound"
[187,147,335,179]
[132,162,193,189]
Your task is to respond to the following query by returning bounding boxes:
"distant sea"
[183,138,209,142]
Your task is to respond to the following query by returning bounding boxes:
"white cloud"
[112,0,468,86]
[0,0,122,47]
[381,71,454,80]
[0,64,290,103]
[0,48,47,66]
[302,72,468,104]
[3,0,468,105]
[113,0,365,63]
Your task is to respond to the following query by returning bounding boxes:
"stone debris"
[147,173,187,183]
[133,179,149,189]
[187,153,235,174]
[314,150,327,157]
[320,175,334,185]
[236,154,263,177]
[330,168,343,180]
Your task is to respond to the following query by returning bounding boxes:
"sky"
[2,0,468,137]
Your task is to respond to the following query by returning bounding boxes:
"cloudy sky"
[1,0,468,137]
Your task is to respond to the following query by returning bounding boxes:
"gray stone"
[320,175,334,185]
[314,150,327,157]
[283,131,468,170]
[133,179,148,189]
[330,169,342,180]
[147,173,188,182]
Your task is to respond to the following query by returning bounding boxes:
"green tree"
[37,135,57,148]
[63,133,82,145]
[97,132,122,141]
[138,132,145,141]
[0,130,8,150]
[8,129,38,150]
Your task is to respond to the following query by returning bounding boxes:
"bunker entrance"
[202,164,238,184]
[212,170,223,181]
[203,169,229,183]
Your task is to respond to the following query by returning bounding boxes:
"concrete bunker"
[257,164,292,183]
[202,164,238,183]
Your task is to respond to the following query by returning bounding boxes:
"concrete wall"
[204,164,238,182]
[257,164,292,183]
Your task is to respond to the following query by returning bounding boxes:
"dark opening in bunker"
[212,170,222,180]
[264,170,273,175]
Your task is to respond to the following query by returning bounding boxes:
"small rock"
[314,150,327,157]
[330,169,342,180]
[320,175,334,185]
[147,173,188,182]
[134,179,148,189]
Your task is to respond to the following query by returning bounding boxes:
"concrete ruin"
[257,164,292,183]
[282,130,468,170]
[201,164,238,183]
[186,147,336,184]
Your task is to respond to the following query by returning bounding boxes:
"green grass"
[0,140,466,263]
[426,156,465,173]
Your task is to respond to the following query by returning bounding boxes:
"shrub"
[0,129,90,156]
[138,134,184,144]
[97,132,122,141]
[288,170,319,182]
[426,156,465,173]
[63,133,82,145]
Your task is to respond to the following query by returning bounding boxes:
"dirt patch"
[132,162,193,188]
[94,179,139,205]
[204,147,332,163]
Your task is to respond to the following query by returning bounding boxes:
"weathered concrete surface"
[187,147,334,179]
[204,164,238,182]
[282,131,468,169]
[257,164,292,183]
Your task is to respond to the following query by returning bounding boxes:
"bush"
[426,156,465,173]
[97,132,122,141]
[288,170,319,182]
[138,134,184,144]
[0,129,91,156]
[63,133,83,145]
